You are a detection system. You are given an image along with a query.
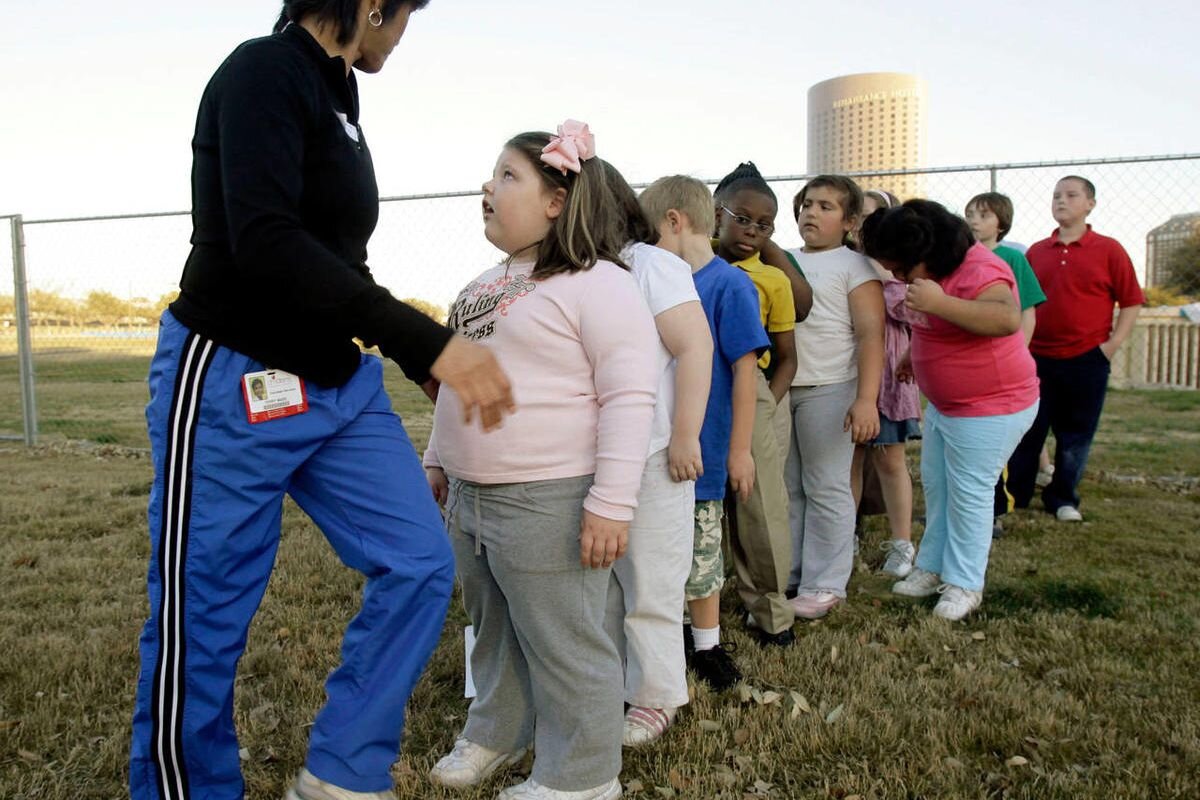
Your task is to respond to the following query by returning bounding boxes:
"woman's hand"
[580,510,628,568]
[904,278,945,314]
[426,467,448,505]
[430,337,515,431]
[844,398,881,444]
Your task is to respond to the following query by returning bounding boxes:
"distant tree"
[0,294,14,319]
[28,289,80,321]
[1165,229,1200,295]
[1143,286,1194,307]
[401,297,448,325]
[152,291,179,318]
[82,290,133,324]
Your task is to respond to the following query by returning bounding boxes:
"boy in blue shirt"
[639,176,768,691]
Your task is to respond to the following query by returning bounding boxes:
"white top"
[622,242,701,455]
[424,258,658,521]
[789,246,880,386]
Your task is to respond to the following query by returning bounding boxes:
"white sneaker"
[880,539,915,578]
[429,738,526,789]
[932,583,983,621]
[1056,506,1083,522]
[891,567,940,597]
[497,777,622,800]
[285,769,394,800]
[622,705,676,747]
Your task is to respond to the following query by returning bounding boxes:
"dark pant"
[1009,347,1111,513]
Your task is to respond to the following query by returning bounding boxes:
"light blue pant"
[917,402,1038,591]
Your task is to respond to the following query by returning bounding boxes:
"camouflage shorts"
[685,500,725,601]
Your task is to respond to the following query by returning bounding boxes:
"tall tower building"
[807,73,929,200]
[1145,212,1200,288]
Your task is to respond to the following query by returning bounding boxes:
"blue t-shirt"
[693,256,770,501]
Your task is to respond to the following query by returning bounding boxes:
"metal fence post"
[989,166,998,192]
[11,215,38,446]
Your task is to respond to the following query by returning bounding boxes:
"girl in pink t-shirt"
[861,200,1039,622]
[424,122,658,799]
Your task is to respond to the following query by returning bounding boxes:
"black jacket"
[170,23,451,386]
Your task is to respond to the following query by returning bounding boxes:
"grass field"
[1,355,1198,799]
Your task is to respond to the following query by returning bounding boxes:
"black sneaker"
[744,613,795,648]
[682,623,694,660]
[750,626,795,648]
[689,644,742,691]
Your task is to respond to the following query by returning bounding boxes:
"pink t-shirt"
[424,259,658,521]
[910,243,1039,417]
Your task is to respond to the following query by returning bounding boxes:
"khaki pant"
[729,370,795,634]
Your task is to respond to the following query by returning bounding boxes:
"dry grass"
[1,355,1199,799]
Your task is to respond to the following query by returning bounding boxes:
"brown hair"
[966,192,1015,241]
[638,176,715,237]
[504,132,628,279]
[793,175,864,247]
[1059,175,1096,199]
[601,160,656,245]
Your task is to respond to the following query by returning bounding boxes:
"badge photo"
[242,369,309,424]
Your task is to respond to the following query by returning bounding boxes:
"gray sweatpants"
[786,379,858,596]
[447,475,622,791]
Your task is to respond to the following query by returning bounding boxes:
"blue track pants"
[130,312,454,799]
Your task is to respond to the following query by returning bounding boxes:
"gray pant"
[447,475,622,791]
[786,379,858,595]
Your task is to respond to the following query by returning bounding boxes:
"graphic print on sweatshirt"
[447,272,538,341]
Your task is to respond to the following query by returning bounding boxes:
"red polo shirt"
[1027,226,1144,359]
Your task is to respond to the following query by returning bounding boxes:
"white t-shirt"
[622,242,701,455]
[789,246,880,386]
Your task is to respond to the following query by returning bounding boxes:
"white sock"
[692,625,720,652]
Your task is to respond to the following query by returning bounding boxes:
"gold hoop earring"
[368,8,383,27]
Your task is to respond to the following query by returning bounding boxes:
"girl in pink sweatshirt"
[424,122,658,800]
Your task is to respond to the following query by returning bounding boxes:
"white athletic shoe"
[285,769,394,800]
[429,738,526,789]
[880,539,916,578]
[497,777,622,800]
[891,567,941,597]
[932,583,983,621]
[1056,506,1083,522]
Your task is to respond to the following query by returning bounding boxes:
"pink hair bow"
[540,119,596,175]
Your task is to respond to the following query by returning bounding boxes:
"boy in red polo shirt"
[1008,176,1144,521]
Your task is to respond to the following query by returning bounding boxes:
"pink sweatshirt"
[424,259,658,521]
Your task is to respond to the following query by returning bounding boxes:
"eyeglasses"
[720,206,774,236]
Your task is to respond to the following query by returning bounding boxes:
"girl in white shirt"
[785,176,885,620]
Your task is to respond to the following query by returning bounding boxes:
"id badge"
[241,369,309,424]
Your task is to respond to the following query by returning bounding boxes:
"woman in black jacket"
[129,3,512,799]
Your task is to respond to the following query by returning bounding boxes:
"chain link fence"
[3,154,1199,446]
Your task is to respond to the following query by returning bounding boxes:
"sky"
[1,0,1198,302]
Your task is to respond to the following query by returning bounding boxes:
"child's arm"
[847,281,884,444]
[905,278,1021,336]
[760,239,813,322]
[1021,308,1037,346]
[422,427,448,504]
[767,330,797,403]
[655,301,713,482]
[578,269,659,568]
[728,352,758,502]
[1101,305,1141,360]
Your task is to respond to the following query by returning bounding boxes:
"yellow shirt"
[727,248,796,369]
